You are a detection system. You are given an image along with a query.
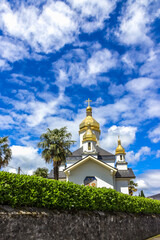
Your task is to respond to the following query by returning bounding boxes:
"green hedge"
[0,171,160,214]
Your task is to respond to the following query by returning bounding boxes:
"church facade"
[49,99,135,194]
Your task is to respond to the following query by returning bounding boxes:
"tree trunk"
[54,162,59,180]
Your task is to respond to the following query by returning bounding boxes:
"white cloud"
[121,53,135,69]
[156,150,160,158]
[25,93,71,127]
[0,1,78,53]
[0,0,117,53]
[54,47,118,87]
[149,125,160,143]
[4,145,52,175]
[67,0,117,33]
[0,89,71,129]
[140,47,160,78]
[0,115,15,129]
[105,76,160,125]
[87,49,117,75]
[93,97,104,106]
[126,146,151,164]
[108,83,125,97]
[121,49,149,71]
[101,125,137,153]
[0,36,29,62]
[146,98,160,118]
[136,169,160,196]
[0,58,11,71]
[117,0,154,45]
[93,96,136,125]
[125,77,155,95]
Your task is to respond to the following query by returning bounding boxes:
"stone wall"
[0,205,160,240]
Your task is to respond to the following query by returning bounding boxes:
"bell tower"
[115,137,128,170]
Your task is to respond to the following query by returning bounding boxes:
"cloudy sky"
[0,0,160,196]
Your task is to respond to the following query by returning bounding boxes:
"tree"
[38,127,75,180]
[129,180,138,196]
[33,167,49,178]
[0,136,12,169]
[139,190,145,197]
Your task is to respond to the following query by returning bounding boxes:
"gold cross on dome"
[86,98,92,107]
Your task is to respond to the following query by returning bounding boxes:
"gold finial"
[118,135,121,145]
[86,98,92,107]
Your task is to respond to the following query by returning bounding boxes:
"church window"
[120,155,122,160]
[84,176,97,187]
[88,142,91,150]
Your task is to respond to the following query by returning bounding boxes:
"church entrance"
[84,176,97,187]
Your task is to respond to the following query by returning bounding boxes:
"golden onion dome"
[82,126,97,143]
[79,105,100,134]
[115,138,126,155]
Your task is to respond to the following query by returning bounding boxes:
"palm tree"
[129,180,138,196]
[0,136,12,169]
[38,127,75,180]
[33,167,49,178]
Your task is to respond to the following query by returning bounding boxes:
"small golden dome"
[86,106,92,112]
[115,138,126,155]
[79,105,100,133]
[82,126,97,143]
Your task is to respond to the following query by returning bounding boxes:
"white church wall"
[116,163,128,170]
[67,159,114,189]
[83,141,97,153]
[103,159,115,168]
[79,131,85,147]
[92,130,100,146]
[116,179,129,194]
[116,154,125,162]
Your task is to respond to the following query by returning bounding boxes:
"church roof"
[64,155,117,173]
[115,168,135,179]
[69,146,115,157]
[71,147,83,156]
[96,146,115,156]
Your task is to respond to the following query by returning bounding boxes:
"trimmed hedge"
[0,171,160,214]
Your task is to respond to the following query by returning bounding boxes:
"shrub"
[0,171,160,214]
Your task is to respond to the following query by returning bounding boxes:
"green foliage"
[139,190,145,197]
[33,168,49,178]
[0,136,12,169]
[0,171,160,214]
[129,180,138,196]
[38,127,75,180]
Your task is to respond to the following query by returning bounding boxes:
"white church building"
[49,99,135,194]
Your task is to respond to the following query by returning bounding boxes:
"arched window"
[88,142,91,150]
[120,155,122,160]
[84,176,97,187]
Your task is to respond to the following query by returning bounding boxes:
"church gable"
[64,156,116,188]
[64,155,117,173]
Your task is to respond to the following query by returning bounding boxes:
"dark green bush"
[0,171,160,214]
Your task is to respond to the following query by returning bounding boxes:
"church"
[49,99,135,194]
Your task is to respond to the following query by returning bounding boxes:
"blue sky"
[0,0,160,196]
